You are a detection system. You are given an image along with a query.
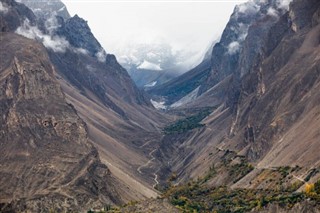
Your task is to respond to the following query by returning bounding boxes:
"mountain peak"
[56,14,104,57]
[18,0,70,20]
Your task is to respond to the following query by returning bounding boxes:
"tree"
[305,183,315,196]
[315,179,320,194]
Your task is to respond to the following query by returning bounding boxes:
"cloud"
[227,22,249,55]
[237,0,260,15]
[276,0,293,11]
[237,23,250,41]
[74,48,89,55]
[45,13,60,34]
[62,1,240,74]
[15,19,70,53]
[137,60,162,71]
[227,41,240,55]
[42,35,70,53]
[0,2,9,13]
[95,48,107,62]
[267,7,279,18]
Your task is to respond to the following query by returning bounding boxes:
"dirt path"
[153,169,160,188]
[137,149,157,174]
[139,140,153,149]
[102,159,158,198]
[137,148,160,188]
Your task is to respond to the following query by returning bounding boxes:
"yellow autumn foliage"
[305,183,315,195]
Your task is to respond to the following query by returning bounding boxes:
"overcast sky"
[62,0,246,59]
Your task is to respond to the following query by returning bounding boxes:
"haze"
[63,0,245,66]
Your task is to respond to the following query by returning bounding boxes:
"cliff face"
[0,0,160,211]
[0,33,122,212]
[19,0,70,20]
[0,0,36,32]
[149,0,284,105]
[50,14,151,111]
[228,0,320,164]
[1,0,166,207]
[155,0,320,190]
[2,0,319,211]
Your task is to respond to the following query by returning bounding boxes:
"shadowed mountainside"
[0,32,122,212]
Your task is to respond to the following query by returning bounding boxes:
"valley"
[0,0,320,212]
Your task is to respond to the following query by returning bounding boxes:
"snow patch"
[151,99,167,110]
[144,81,157,88]
[138,60,162,71]
[171,86,200,108]
[58,6,66,12]
[15,19,70,53]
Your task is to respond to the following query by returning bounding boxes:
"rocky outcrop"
[19,0,70,20]
[0,32,122,212]
[149,59,211,105]
[0,0,36,32]
[2,0,165,207]
[229,0,320,163]
[56,15,103,57]
[49,14,151,114]
[155,0,320,191]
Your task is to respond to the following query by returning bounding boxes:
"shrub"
[305,183,315,196]
[164,108,212,134]
[315,179,320,194]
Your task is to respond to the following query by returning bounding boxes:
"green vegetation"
[278,166,291,178]
[304,168,319,182]
[304,179,320,202]
[199,165,216,184]
[164,108,213,134]
[86,175,320,213]
[165,183,305,213]
[315,179,320,194]
[163,162,320,212]
[229,162,254,184]
[87,205,120,213]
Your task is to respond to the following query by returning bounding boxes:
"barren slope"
[0,33,122,212]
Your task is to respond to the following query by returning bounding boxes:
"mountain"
[117,41,205,89]
[152,0,320,187]
[18,0,70,20]
[150,0,287,106]
[0,26,121,213]
[1,0,320,212]
[144,0,320,211]
[0,0,168,211]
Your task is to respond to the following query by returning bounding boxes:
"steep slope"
[155,0,320,190]
[16,0,169,200]
[1,0,168,209]
[150,59,211,105]
[0,0,36,32]
[0,32,122,212]
[143,1,320,211]
[149,0,271,105]
[20,0,70,20]
[44,14,168,197]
